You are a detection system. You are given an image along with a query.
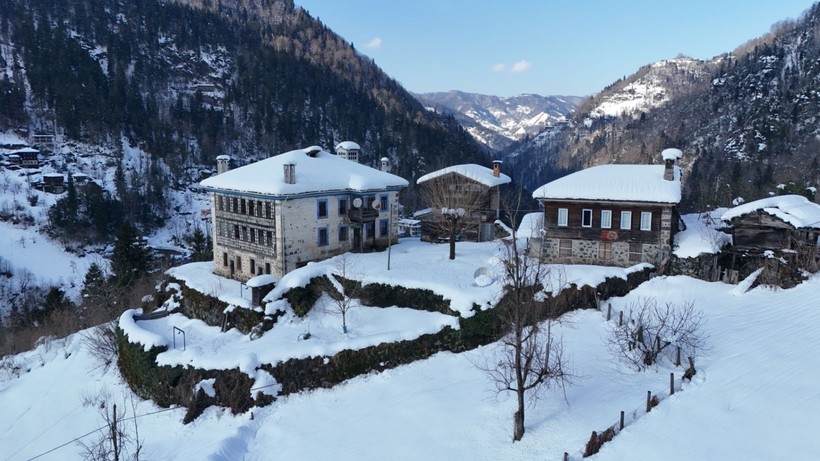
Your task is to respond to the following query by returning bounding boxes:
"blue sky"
[295,0,816,97]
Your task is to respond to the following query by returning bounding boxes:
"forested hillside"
[0,0,488,219]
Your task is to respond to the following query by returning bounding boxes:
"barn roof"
[721,195,820,229]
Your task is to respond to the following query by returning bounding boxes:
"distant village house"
[532,149,683,267]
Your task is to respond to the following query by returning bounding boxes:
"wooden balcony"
[348,208,379,223]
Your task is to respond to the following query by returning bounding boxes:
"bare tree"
[418,172,488,260]
[319,254,360,334]
[479,196,572,442]
[78,391,143,461]
[607,298,706,371]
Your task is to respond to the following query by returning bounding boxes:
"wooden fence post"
[619,310,623,326]
[563,452,569,461]
[619,410,625,430]
[607,303,611,321]
[646,391,652,413]
[675,346,681,367]
[670,373,675,395]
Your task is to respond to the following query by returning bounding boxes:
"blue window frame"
[317,199,328,219]
[379,219,389,237]
[339,225,349,242]
[318,227,329,246]
[365,221,375,239]
[379,194,389,213]
[338,198,348,216]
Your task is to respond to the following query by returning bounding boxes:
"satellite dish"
[372,200,381,209]
[353,197,362,208]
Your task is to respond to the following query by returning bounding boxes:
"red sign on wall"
[601,230,618,241]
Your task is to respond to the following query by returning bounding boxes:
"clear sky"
[294,0,816,97]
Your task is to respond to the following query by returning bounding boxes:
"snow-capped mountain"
[414,91,583,152]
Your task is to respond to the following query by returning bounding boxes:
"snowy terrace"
[121,239,649,373]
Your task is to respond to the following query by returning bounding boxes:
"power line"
[22,406,180,461]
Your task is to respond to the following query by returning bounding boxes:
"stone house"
[415,161,511,242]
[532,149,683,267]
[200,144,408,282]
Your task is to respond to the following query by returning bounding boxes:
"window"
[365,221,375,238]
[267,231,273,247]
[601,210,612,229]
[640,212,652,231]
[338,198,348,216]
[236,256,242,271]
[599,242,613,260]
[250,259,256,274]
[250,228,256,244]
[380,194,389,212]
[629,243,642,262]
[318,227,329,246]
[558,239,573,257]
[265,263,271,274]
[380,219,389,237]
[240,199,247,215]
[581,209,593,228]
[265,202,272,219]
[223,252,228,267]
[557,208,568,227]
[339,225,349,242]
[242,226,248,241]
[233,224,240,239]
[620,211,632,230]
[317,199,328,219]
[232,197,238,213]
[218,195,224,211]
[248,200,255,216]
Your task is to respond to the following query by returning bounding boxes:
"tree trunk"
[449,231,456,260]
[513,403,525,441]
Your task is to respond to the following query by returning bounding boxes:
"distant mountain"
[414,91,583,152]
[505,6,820,210]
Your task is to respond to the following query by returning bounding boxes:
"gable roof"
[416,164,511,188]
[200,146,408,197]
[721,195,820,229]
[532,164,682,204]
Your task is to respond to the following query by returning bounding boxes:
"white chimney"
[216,155,231,175]
[283,163,296,184]
[380,157,390,172]
[661,148,682,181]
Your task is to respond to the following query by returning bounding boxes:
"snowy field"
[2,233,820,460]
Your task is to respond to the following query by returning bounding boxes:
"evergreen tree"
[110,222,152,288]
[82,262,108,302]
[186,227,212,262]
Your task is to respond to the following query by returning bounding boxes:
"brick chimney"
[216,155,231,175]
[283,163,296,184]
[661,148,682,181]
[492,160,502,178]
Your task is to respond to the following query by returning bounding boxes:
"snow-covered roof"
[662,148,683,161]
[416,164,512,188]
[216,154,230,160]
[532,164,681,204]
[246,273,278,288]
[11,147,38,154]
[200,146,408,196]
[336,141,360,151]
[721,195,820,229]
[516,212,544,238]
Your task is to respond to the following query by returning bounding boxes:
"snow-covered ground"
[3,228,820,460]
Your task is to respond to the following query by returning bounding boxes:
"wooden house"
[532,149,683,267]
[415,161,511,242]
[720,194,820,273]
[12,147,39,168]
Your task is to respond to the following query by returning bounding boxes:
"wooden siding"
[541,200,673,245]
